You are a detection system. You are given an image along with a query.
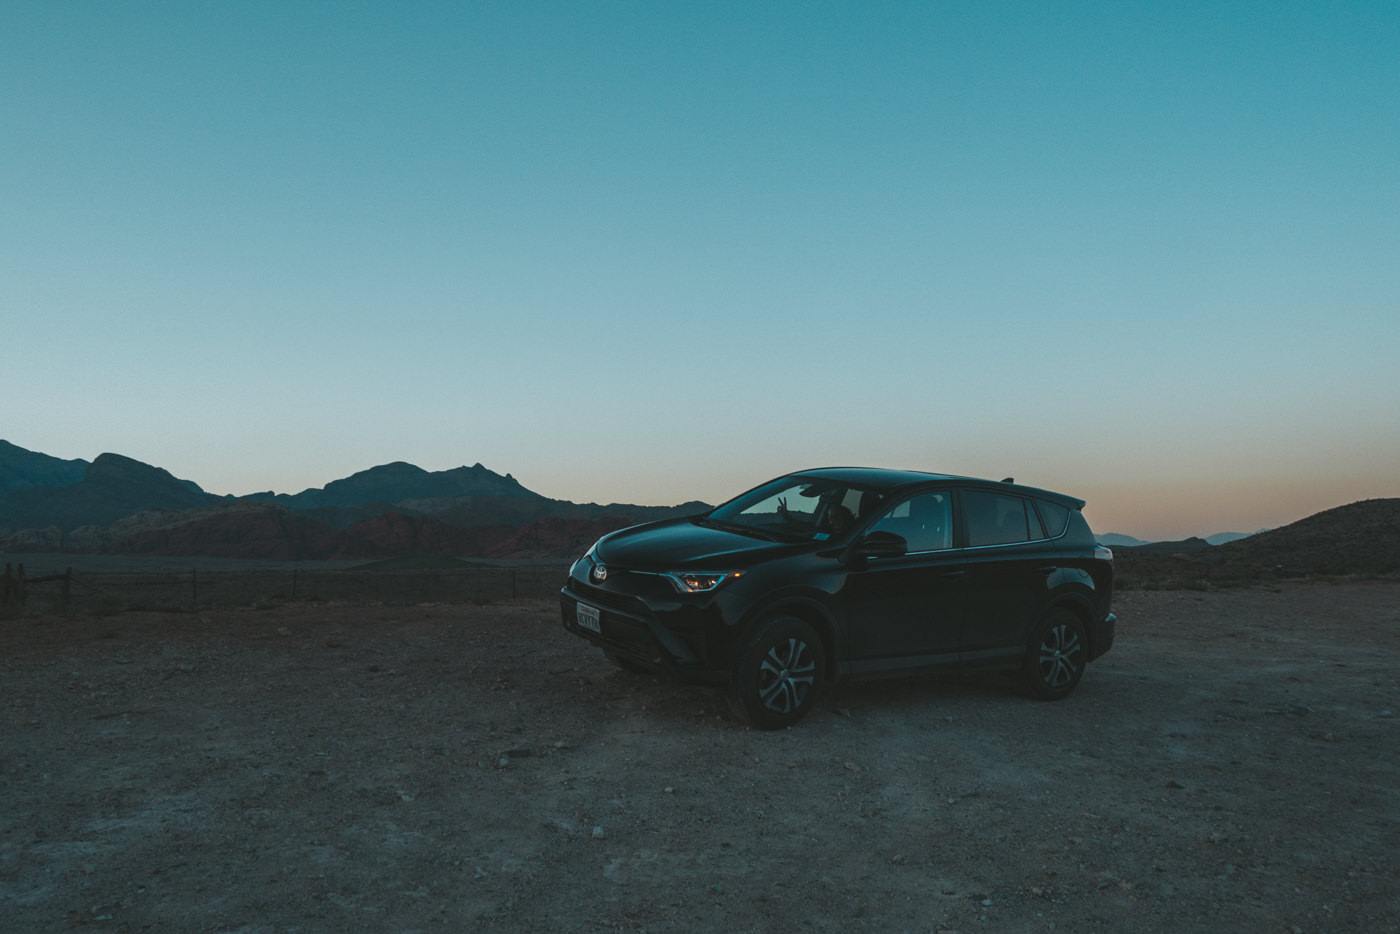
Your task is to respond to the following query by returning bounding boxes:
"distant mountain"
[1099,533,1149,547]
[1117,536,1214,555]
[1101,530,1262,547]
[0,441,708,559]
[248,461,540,511]
[0,452,220,534]
[0,439,89,496]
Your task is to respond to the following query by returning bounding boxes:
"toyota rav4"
[561,467,1115,728]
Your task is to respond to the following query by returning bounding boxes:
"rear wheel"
[1022,609,1087,700]
[726,615,825,729]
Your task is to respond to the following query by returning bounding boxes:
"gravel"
[2,583,1397,931]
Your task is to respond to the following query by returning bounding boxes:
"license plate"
[575,602,601,634]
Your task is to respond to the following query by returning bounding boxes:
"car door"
[836,490,965,669]
[956,489,1054,665]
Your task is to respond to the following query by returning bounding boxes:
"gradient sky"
[3,1,1397,541]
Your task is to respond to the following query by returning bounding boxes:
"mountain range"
[1098,530,1263,548]
[4,441,1396,572]
[0,440,707,560]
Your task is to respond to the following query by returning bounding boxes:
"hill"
[1113,498,1400,585]
[1209,498,1400,576]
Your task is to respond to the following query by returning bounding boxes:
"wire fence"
[2,564,568,616]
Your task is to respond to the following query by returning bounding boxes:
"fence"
[3,564,567,615]
[2,562,72,606]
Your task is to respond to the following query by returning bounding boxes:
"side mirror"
[852,530,907,558]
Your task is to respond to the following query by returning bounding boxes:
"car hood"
[596,517,806,569]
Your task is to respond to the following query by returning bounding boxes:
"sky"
[2,1,1397,541]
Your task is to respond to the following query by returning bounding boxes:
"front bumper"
[560,576,732,683]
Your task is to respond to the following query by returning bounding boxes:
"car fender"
[734,587,842,681]
[1044,589,1102,654]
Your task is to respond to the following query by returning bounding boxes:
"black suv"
[561,468,1115,728]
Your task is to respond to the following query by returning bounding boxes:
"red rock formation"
[107,504,338,561]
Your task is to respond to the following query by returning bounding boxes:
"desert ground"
[2,582,1397,932]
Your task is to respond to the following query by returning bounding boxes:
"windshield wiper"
[697,517,796,543]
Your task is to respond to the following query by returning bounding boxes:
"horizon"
[4,4,1397,544]
[2,437,1387,543]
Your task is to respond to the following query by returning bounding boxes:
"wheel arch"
[1045,593,1097,657]
[740,593,841,684]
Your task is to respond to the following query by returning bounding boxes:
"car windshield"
[705,476,886,542]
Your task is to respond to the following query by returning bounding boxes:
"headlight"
[663,570,742,594]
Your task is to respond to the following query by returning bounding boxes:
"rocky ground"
[2,583,1397,932]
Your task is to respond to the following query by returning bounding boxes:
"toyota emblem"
[592,564,608,583]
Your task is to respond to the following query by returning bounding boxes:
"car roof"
[790,466,1086,508]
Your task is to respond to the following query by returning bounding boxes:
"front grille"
[566,578,650,617]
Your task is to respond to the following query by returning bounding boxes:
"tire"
[725,615,825,729]
[1022,608,1087,700]
[604,650,652,675]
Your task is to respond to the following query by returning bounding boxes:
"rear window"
[962,491,1031,546]
[1036,499,1071,538]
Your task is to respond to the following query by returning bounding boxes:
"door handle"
[1037,565,1059,574]
[941,569,966,580]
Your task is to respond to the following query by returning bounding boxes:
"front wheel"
[726,615,825,729]
[1022,609,1087,700]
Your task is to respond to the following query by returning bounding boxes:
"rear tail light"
[1094,545,1114,563]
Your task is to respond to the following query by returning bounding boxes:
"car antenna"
[1001,477,1014,483]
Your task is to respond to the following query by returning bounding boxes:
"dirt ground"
[2,583,1397,933]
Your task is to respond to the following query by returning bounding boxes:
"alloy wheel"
[1038,622,1082,689]
[757,636,816,714]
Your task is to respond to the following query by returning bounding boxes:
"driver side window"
[869,491,952,553]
